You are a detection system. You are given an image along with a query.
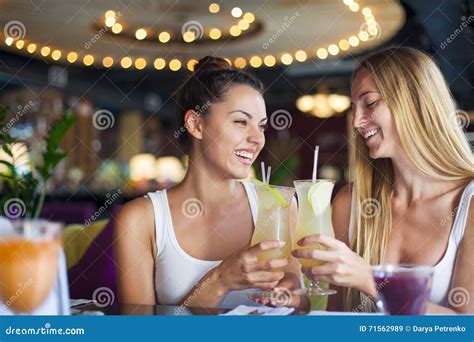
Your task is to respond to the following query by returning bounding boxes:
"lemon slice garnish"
[254,179,289,208]
[307,181,333,216]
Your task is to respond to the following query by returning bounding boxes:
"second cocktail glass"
[293,179,337,296]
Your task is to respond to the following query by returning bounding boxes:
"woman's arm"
[427,200,474,314]
[114,198,157,305]
[177,240,288,308]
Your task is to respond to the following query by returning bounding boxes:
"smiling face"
[351,68,402,160]
[197,84,267,179]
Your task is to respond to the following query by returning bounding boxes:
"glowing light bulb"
[317,48,328,59]
[67,52,78,63]
[121,57,132,68]
[135,28,147,40]
[159,31,170,43]
[83,55,94,66]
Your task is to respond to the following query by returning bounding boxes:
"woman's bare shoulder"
[115,197,155,235]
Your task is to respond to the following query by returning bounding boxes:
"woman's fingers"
[245,271,284,284]
[297,234,343,250]
[302,264,335,277]
[243,258,289,273]
[291,248,335,262]
[246,240,286,258]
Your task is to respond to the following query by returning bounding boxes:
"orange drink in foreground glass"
[0,220,61,313]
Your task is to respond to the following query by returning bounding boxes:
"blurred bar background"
[0,0,472,219]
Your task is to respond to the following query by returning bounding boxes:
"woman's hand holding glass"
[292,234,376,297]
[212,240,289,293]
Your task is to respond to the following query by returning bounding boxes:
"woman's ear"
[184,109,203,140]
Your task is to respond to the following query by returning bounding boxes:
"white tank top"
[146,181,259,308]
[348,180,473,306]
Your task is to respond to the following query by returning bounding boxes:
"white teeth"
[364,129,379,139]
[235,151,253,160]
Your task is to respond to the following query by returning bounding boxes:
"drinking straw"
[266,166,271,184]
[261,162,266,183]
[312,145,319,183]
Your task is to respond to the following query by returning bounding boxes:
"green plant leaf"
[0,159,15,173]
[2,144,13,157]
[46,111,76,152]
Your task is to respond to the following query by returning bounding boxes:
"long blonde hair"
[345,47,474,311]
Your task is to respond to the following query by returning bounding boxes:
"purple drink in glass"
[372,264,433,315]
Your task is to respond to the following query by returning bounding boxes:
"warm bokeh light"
[358,31,369,41]
[362,7,372,16]
[328,44,339,55]
[102,57,114,68]
[15,40,24,49]
[120,57,132,69]
[328,94,351,113]
[105,10,116,18]
[234,57,246,69]
[229,25,241,37]
[349,3,360,12]
[135,58,147,70]
[368,25,379,36]
[338,39,350,51]
[281,53,293,65]
[129,154,156,181]
[112,23,123,34]
[183,31,196,43]
[249,56,262,68]
[67,52,78,63]
[317,48,328,59]
[158,31,170,43]
[295,50,307,62]
[209,3,220,13]
[238,19,250,30]
[296,95,315,112]
[135,28,147,40]
[154,58,166,70]
[263,55,276,67]
[40,46,51,57]
[169,59,182,71]
[27,43,37,53]
[243,12,255,23]
[5,37,14,46]
[105,16,116,27]
[83,55,94,66]
[349,36,359,46]
[209,28,221,40]
[231,7,243,18]
[51,50,61,60]
[187,59,198,71]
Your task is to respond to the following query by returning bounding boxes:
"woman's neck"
[390,152,464,204]
[176,156,243,212]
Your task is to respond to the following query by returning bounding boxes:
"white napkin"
[221,305,294,316]
[308,310,383,315]
[70,299,94,308]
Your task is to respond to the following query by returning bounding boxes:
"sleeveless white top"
[349,180,473,306]
[146,181,259,308]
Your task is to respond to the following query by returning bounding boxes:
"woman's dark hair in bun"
[175,56,264,147]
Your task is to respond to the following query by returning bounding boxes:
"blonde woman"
[293,47,473,314]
